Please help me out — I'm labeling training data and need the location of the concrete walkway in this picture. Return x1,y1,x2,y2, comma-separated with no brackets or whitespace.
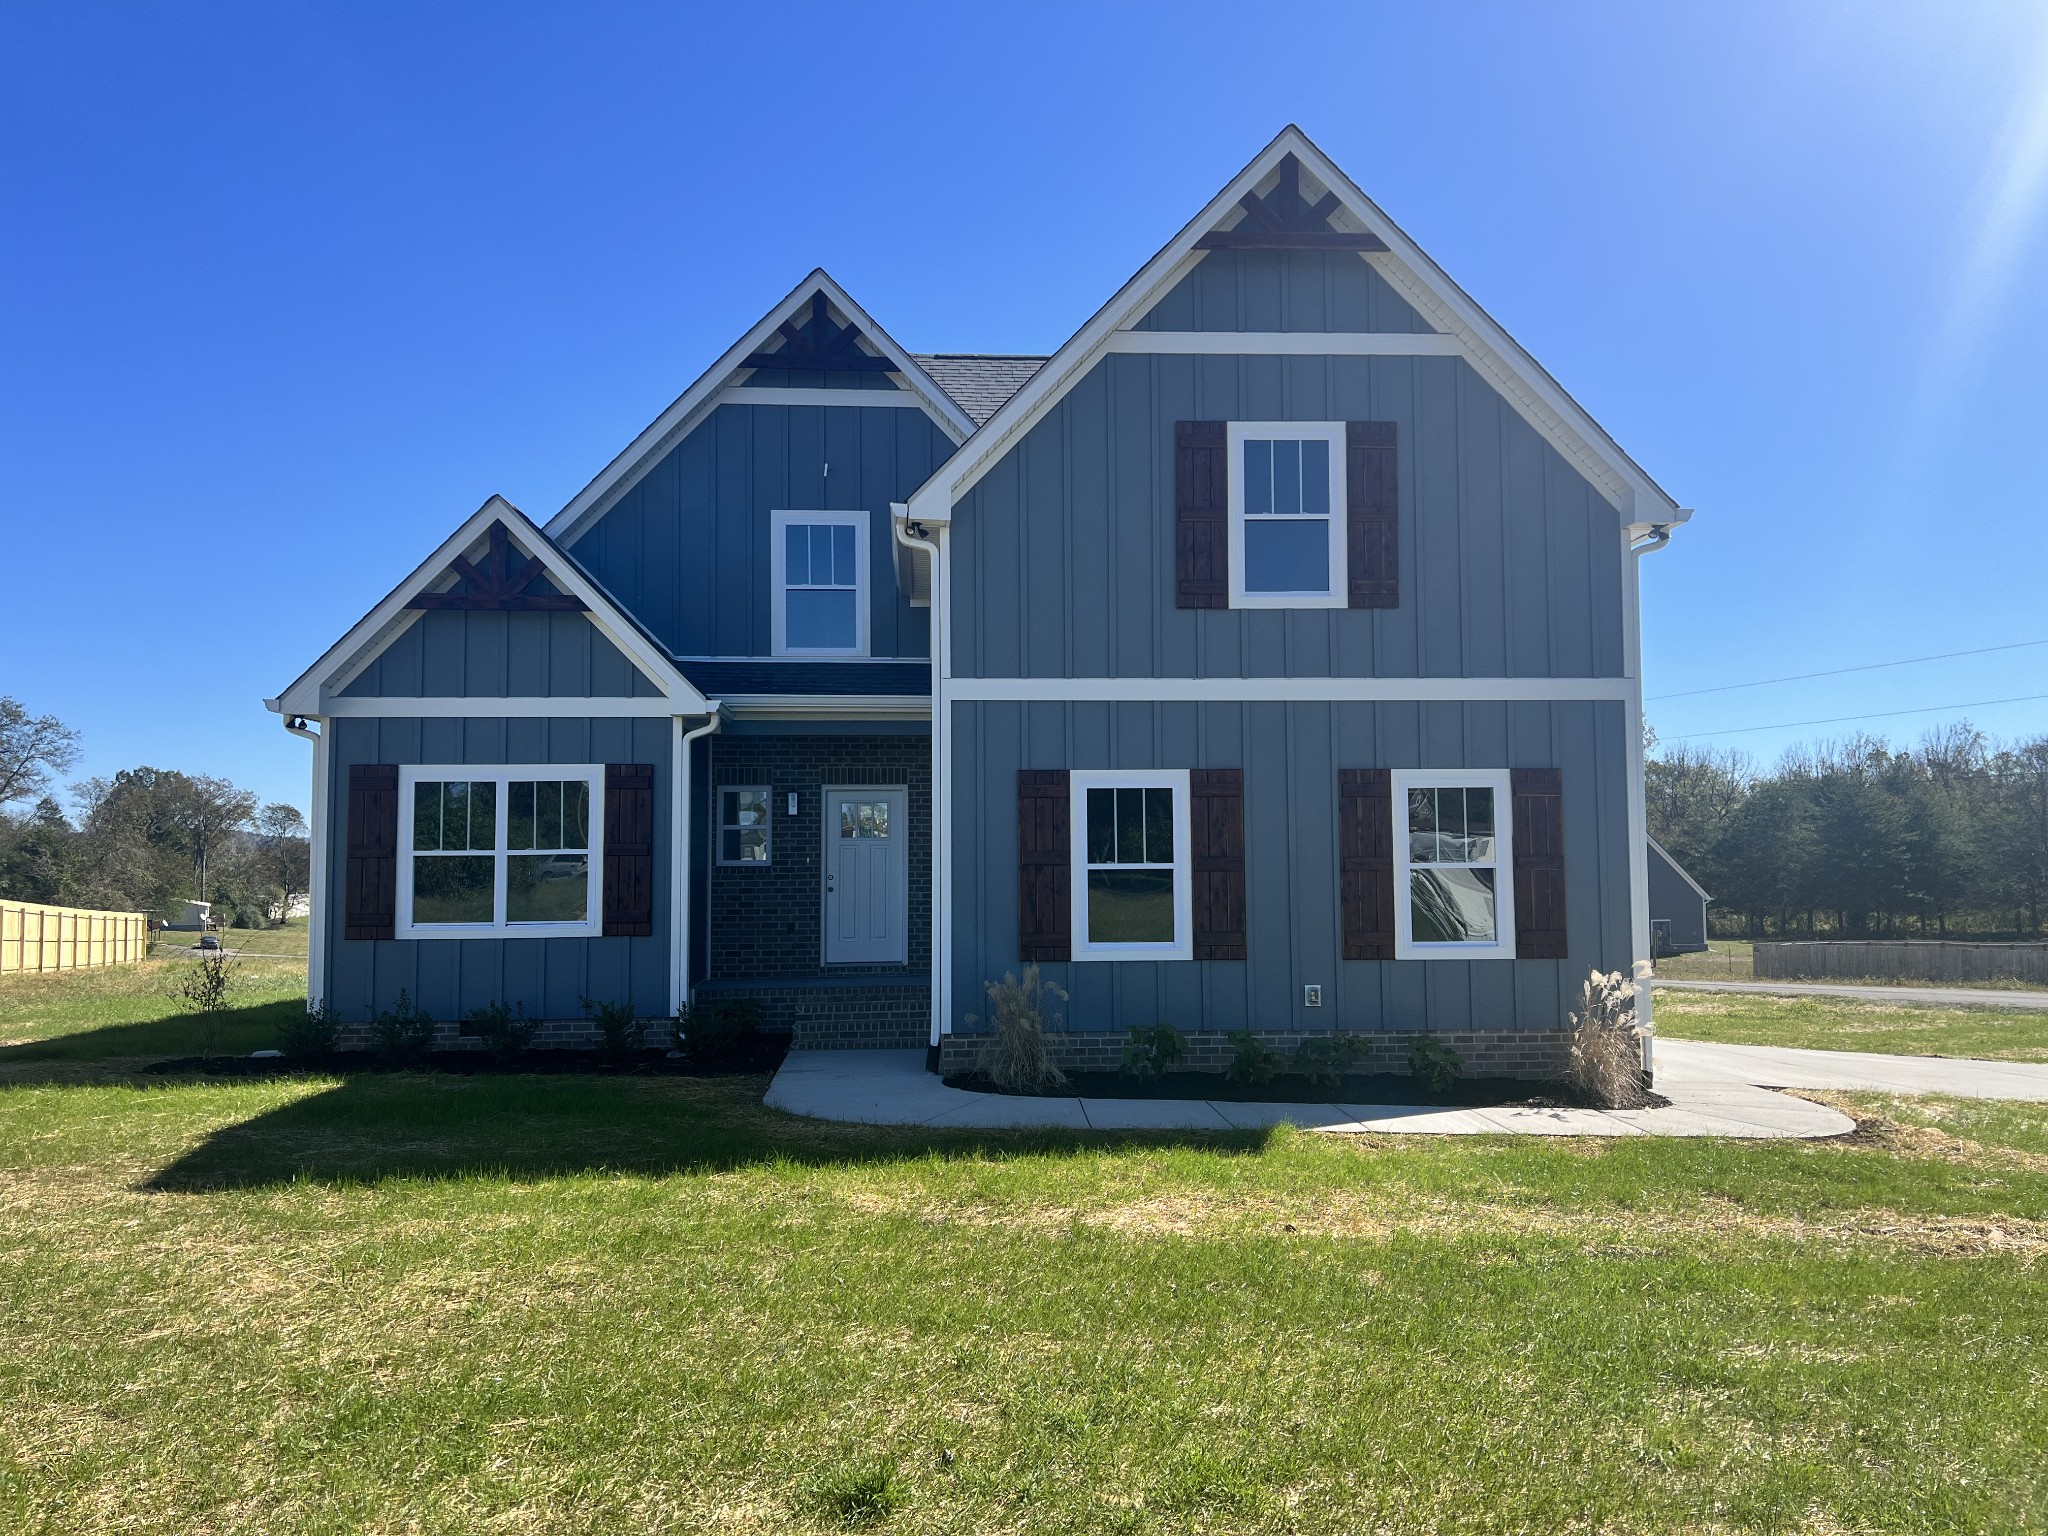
764,1047,1855,1139
1655,978,2048,1010
1654,1038,2048,1100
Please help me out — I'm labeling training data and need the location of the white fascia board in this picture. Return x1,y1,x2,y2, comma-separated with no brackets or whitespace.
1648,835,1715,903
721,695,933,720
907,125,1682,527
269,496,710,718
547,271,975,545
318,696,680,719
947,676,1634,703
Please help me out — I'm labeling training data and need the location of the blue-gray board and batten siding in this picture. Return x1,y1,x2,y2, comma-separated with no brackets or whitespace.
340,610,665,698
948,351,1625,681
948,698,1634,1051
321,715,672,1032
1134,247,1437,334
564,401,956,661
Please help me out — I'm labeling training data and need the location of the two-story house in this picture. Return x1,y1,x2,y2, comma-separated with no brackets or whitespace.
269,126,1687,1077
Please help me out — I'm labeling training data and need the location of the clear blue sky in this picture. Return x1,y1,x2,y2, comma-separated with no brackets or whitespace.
5,1,2046,813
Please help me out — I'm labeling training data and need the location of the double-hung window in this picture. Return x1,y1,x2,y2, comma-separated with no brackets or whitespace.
716,785,772,865
1071,768,1193,961
772,509,868,655
1391,768,1516,961
1228,422,1347,608
396,765,603,938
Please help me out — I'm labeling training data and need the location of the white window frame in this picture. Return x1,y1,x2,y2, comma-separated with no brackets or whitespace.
1070,767,1194,962
771,508,869,657
394,764,605,940
1227,421,1348,610
1391,767,1517,961
715,784,773,867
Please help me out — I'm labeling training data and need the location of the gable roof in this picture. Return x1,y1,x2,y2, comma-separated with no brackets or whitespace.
1648,836,1714,903
268,496,710,717
911,355,1046,426
546,270,977,545
905,125,1689,531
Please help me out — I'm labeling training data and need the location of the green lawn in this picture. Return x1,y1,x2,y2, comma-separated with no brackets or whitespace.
2,966,2046,1531
154,918,311,961
1655,988,2048,1061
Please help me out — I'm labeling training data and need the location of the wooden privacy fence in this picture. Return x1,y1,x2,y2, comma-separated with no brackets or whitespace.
0,901,150,977
1756,940,2048,986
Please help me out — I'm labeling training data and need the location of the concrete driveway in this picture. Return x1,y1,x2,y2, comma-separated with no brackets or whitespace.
1655,978,2048,1011
1654,1038,2048,1100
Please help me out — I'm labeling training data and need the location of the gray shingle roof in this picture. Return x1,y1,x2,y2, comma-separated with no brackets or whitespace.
911,355,1046,428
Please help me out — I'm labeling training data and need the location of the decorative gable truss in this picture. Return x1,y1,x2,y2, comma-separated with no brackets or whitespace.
1195,152,1388,252
743,291,898,375
267,496,710,719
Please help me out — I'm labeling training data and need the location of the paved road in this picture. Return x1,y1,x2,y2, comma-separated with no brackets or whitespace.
1654,978,2048,1011
1655,1038,2048,1100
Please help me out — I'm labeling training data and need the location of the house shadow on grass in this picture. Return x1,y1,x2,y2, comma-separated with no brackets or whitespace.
139,1068,1273,1193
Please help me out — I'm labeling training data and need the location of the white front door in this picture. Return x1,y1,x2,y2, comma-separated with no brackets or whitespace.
823,786,908,965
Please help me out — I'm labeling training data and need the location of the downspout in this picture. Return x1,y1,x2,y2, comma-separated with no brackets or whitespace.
279,712,327,1012
672,706,725,1020
893,503,946,1055
1625,521,1677,1077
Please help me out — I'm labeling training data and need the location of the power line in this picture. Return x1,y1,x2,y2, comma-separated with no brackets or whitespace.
1666,691,2048,742
1646,638,2048,701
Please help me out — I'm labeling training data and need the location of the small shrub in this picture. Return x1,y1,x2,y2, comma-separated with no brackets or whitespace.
369,989,435,1065
170,949,237,1061
1567,968,1649,1108
1224,1030,1285,1085
1121,1022,1186,1077
678,997,764,1063
580,995,640,1066
276,1002,340,1061
968,966,1069,1094
462,1000,535,1065
1406,1034,1464,1097
810,1459,902,1526
1291,1033,1363,1090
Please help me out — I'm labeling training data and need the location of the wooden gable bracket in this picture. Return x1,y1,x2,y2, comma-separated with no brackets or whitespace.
406,520,590,612
741,291,899,373
1195,153,1390,252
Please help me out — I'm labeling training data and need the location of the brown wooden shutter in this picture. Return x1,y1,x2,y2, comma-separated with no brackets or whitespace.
1190,769,1246,960
343,764,398,941
1346,421,1399,609
602,762,655,937
1511,767,1568,959
1339,769,1396,960
1175,420,1228,609
1017,769,1071,962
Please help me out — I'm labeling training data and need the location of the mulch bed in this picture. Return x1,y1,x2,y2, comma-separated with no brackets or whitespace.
944,1068,1667,1111
144,1035,791,1079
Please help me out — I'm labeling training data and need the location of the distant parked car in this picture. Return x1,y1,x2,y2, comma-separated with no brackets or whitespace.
197,934,221,951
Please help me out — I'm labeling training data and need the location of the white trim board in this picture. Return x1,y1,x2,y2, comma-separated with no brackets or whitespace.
317,696,680,719
546,271,975,546
721,695,932,719
947,677,1634,703
907,126,1687,527
1105,331,1465,357
269,496,710,719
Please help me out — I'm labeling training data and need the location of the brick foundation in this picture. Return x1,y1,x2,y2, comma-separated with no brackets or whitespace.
937,1028,1573,1081
336,1016,672,1053
694,979,929,1050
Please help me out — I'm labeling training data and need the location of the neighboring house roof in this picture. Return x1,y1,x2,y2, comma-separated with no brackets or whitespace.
545,270,977,545
1648,836,1714,903
906,124,1689,532
677,660,931,698
267,497,712,717
910,355,1047,427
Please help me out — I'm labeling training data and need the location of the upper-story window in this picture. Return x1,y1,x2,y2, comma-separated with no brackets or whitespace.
772,509,868,656
1227,422,1347,609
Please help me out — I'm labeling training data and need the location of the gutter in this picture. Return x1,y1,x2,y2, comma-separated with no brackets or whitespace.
892,503,948,1055
1625,517,1683,1077
277,711,327,1012
673,706,725,1018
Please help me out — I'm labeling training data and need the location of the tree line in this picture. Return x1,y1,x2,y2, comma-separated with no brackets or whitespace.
1648,723,2048,940
0,696,308,927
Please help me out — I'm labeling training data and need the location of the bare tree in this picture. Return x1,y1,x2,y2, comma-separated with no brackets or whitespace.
0,698,81,810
